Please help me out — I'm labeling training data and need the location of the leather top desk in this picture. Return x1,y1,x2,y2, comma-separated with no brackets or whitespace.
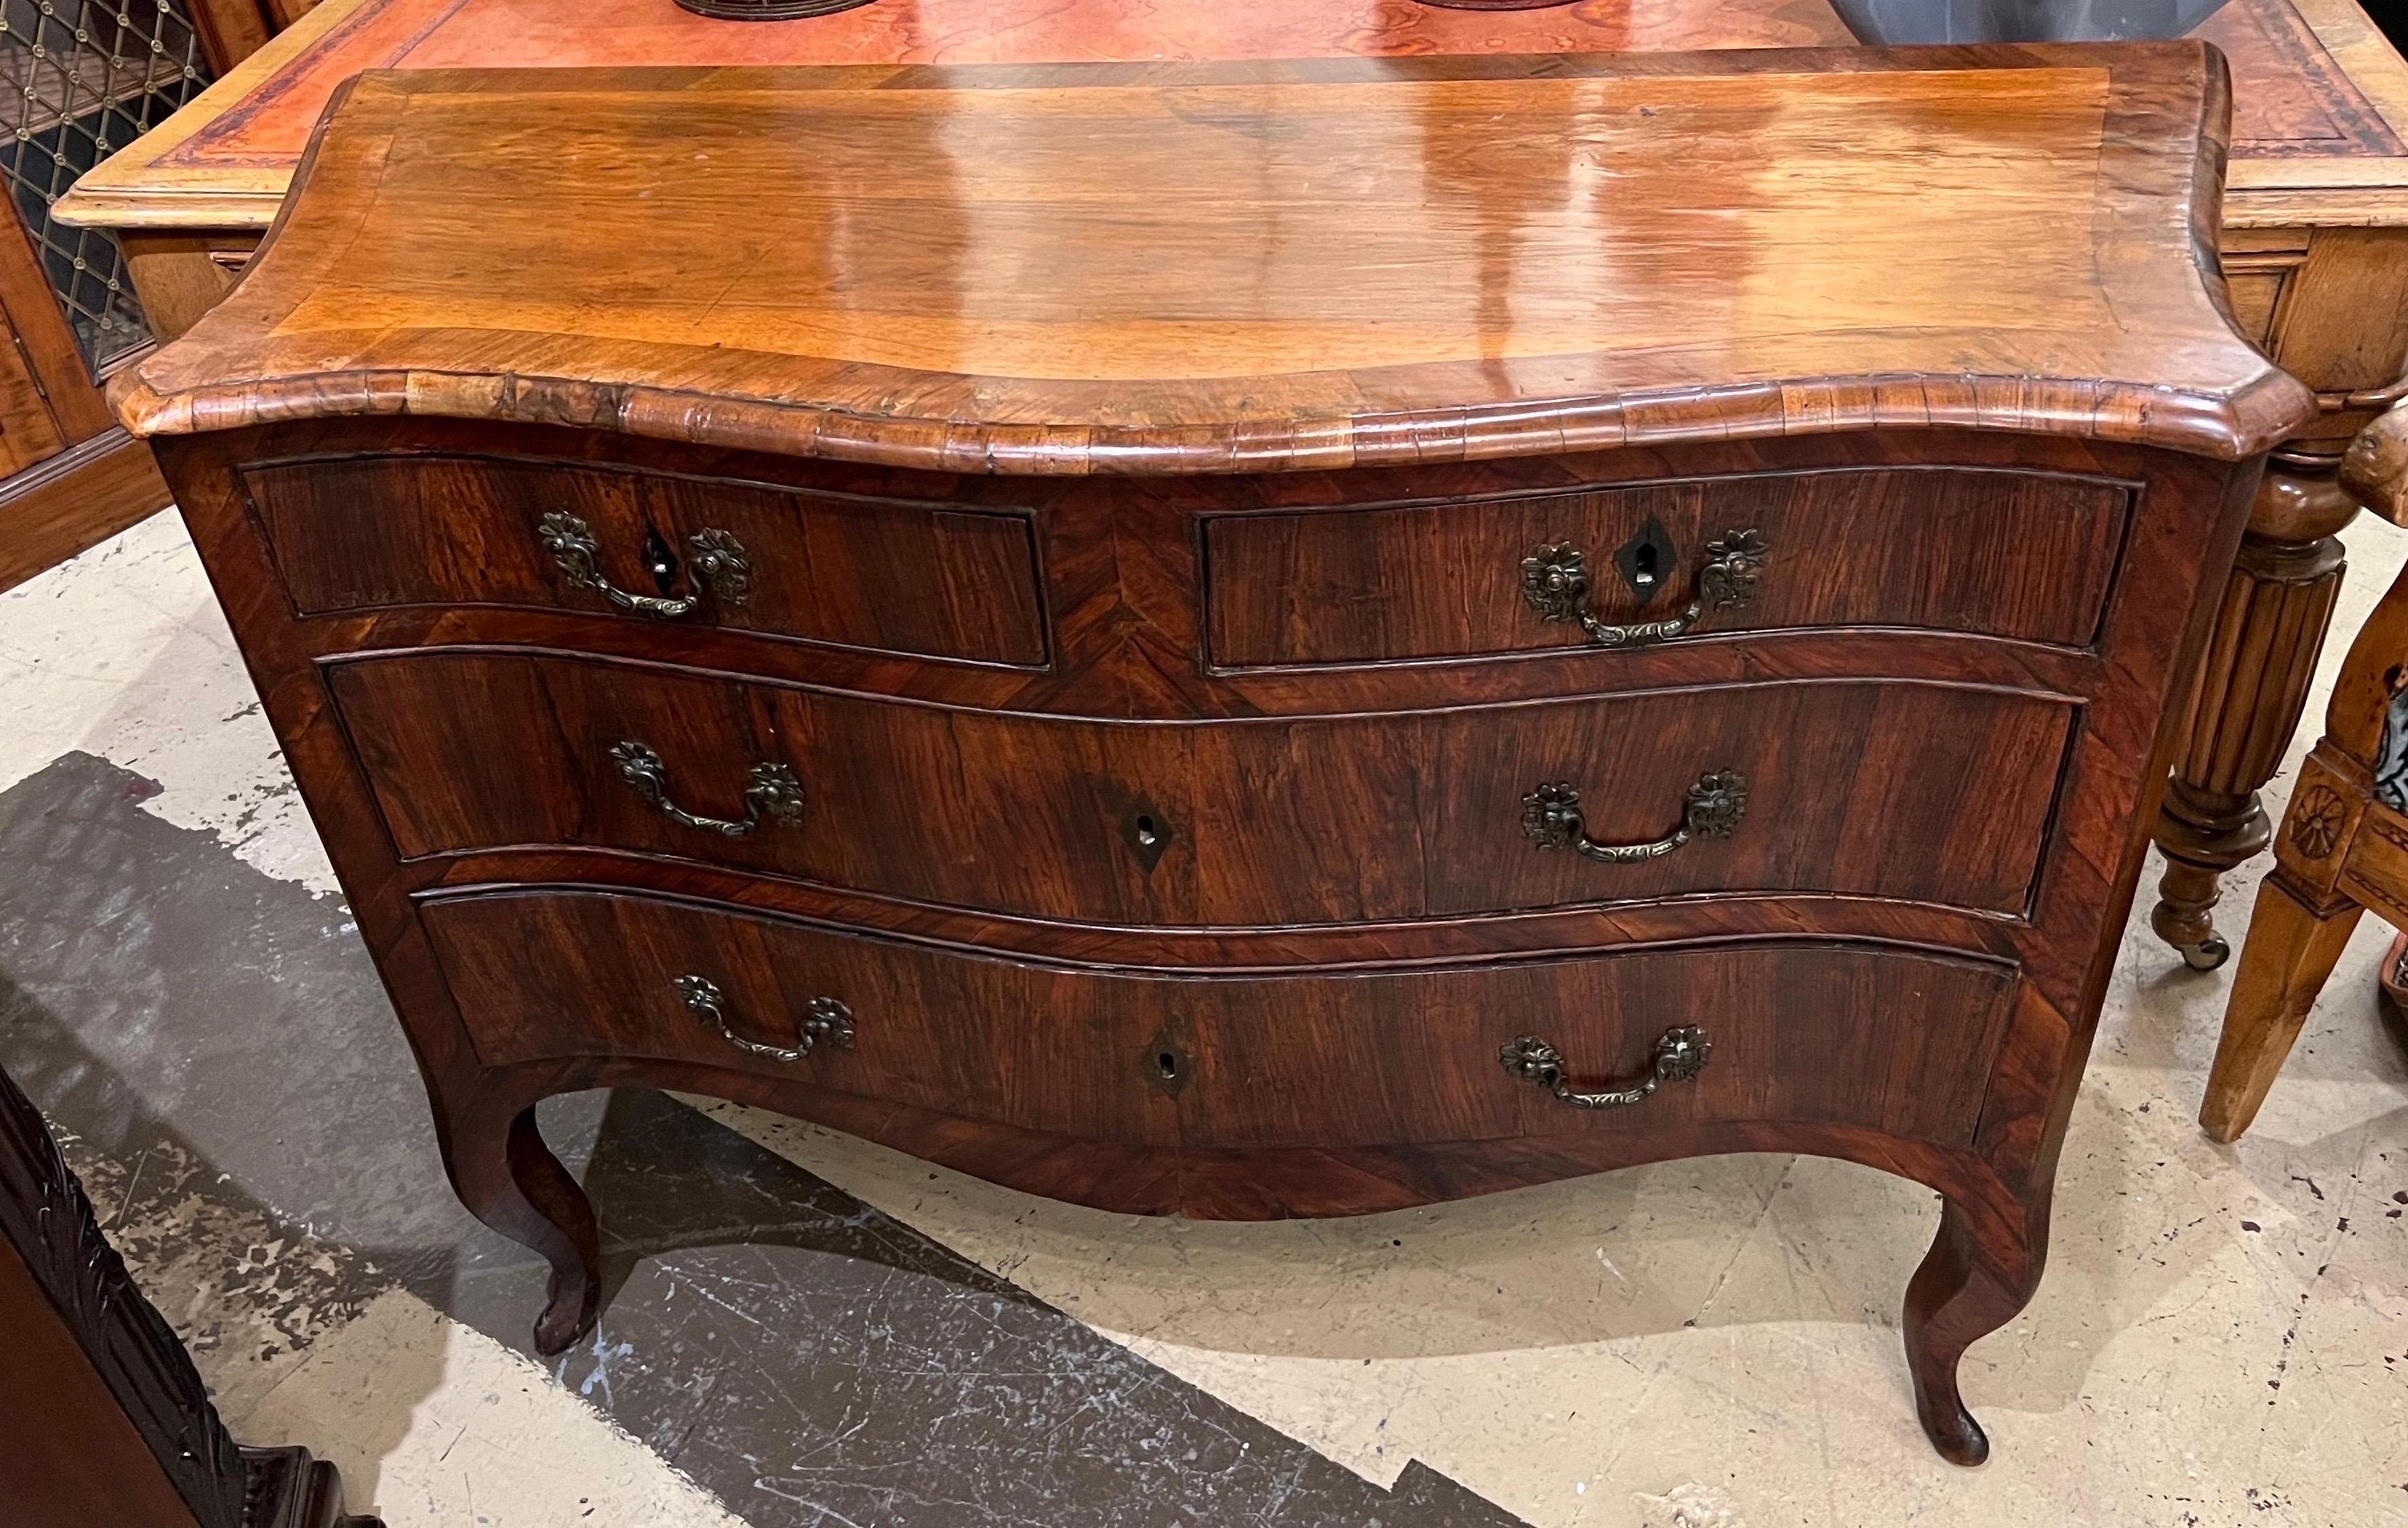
48,0,2408,972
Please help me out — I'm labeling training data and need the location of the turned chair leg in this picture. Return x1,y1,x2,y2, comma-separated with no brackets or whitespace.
438,1091,603,1355
2199,875,2365,1142
1902,1190,2044,1466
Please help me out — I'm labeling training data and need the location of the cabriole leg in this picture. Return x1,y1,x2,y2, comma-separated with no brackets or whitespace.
1903,1192,2045,1466
438,1089,602,1355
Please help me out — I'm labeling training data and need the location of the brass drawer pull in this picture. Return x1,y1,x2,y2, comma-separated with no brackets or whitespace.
674,975,854,1063
1521,528,1766,648
540,511,751,619
1500,1027,1710,1109
610,740,804,836
1522,770,1747,862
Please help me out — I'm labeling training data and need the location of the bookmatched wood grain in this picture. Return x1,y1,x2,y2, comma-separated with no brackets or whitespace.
57,0,2408,981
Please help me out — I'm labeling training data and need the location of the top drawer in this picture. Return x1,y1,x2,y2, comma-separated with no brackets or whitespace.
1203,467,2130,668
242,454,1049,667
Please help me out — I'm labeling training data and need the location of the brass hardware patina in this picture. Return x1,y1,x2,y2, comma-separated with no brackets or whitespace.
675,975,855,1063
611,740,803,836
1499,1027,1711,1109
540,511,751,618
1521,770,1748,862
1521,528,1766,648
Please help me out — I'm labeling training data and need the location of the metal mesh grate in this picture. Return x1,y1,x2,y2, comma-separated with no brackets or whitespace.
0,0,211,374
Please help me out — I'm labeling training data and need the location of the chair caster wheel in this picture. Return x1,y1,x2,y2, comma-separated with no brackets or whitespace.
2179,934,2231,972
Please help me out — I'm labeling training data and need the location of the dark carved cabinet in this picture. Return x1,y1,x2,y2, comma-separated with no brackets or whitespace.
0,1064,376,1528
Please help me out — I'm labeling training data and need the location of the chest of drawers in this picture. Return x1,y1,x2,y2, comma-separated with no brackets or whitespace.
117,49,2316,1463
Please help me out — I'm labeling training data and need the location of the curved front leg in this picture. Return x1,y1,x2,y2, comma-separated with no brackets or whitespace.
1904,1191,2046,1465
437,1089,602,1356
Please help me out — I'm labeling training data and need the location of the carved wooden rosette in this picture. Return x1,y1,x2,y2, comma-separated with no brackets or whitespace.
2198,438,2408,1142
2152,220,2408,967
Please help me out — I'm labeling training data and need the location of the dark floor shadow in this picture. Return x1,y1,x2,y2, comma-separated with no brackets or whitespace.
0,981,447,1508
0,751,1536,1528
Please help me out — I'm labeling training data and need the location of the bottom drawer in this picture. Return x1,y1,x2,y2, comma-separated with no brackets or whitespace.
421,889,2018,1155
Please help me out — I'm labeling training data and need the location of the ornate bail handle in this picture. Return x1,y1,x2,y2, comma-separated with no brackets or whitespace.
1522,770,1747,862
1521,528,1766,649
674,975,855,1064
540,511,752,619
1500,1027,1711,1109
611,740,804,837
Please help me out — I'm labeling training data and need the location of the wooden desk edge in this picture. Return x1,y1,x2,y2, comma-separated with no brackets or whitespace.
49,0,2408,234
61,176,2408,236
62,0,361,226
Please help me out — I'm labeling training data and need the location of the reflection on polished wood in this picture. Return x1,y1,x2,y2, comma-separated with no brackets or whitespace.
48,0,2408,235
124,51,2305,1464
61,0,2408,970
114,53,2309,466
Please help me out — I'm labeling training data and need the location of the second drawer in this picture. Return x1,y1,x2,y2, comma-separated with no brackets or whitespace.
334,651,2073,926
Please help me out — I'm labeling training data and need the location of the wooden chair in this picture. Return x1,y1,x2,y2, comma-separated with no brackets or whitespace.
2202,401,2408,1140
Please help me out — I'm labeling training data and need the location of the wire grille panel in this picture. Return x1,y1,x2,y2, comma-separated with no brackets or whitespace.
0,0,211,374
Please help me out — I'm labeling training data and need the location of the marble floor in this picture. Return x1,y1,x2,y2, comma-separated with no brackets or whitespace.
3,505,2407,1527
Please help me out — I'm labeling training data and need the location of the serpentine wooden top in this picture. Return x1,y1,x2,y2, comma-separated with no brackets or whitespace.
112,48,2318,471
51,0,2408,233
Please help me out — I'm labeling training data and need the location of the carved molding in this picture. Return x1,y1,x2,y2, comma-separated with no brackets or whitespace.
0,1066,250,1528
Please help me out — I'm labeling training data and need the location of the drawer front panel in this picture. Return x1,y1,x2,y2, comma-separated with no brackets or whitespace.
423,888,1155,1143
335,652,2072,925
421,887,2015,1153
1173,940,2018,1150
1203,468,2129,667
246,454,1048,666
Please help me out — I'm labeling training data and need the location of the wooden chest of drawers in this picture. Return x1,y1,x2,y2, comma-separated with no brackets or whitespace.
117,50,2316,1463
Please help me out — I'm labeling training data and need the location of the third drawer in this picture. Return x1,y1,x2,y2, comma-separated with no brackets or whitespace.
422,885,2019,1155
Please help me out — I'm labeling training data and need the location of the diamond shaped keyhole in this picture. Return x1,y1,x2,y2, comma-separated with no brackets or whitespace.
1614,518,1679,607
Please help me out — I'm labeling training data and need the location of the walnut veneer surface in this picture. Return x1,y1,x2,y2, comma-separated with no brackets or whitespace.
118,50,2314,1467
117,55,2310,464
61,0,2408,983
